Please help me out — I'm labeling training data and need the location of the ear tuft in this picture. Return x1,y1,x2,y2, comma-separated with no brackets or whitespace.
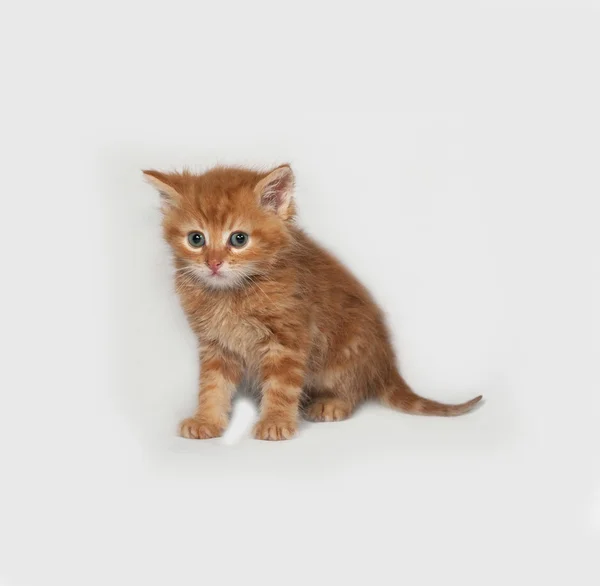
142,170,182,210
254,165,295,219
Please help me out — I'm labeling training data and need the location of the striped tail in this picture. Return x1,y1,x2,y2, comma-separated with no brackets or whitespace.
380,371,482,416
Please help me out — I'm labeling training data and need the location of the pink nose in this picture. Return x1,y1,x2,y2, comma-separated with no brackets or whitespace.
207,259,223,273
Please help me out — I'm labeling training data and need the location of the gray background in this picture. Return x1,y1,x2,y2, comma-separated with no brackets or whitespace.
1,1,598,584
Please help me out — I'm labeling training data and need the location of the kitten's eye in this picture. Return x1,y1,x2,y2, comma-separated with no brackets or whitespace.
229,232,249,248
187,232,205,248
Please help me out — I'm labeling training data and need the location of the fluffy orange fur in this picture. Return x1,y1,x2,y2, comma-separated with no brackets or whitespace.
143,165,482,441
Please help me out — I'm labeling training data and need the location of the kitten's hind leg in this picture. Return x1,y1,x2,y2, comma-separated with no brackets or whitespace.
303,390,355,422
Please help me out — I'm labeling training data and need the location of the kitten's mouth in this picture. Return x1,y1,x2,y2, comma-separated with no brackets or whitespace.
204,270,235,287
191,265,250,290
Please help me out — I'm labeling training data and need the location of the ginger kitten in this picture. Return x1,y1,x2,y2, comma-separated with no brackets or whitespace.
143,165,482,441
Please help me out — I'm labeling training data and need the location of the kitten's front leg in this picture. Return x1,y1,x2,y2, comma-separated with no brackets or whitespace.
179,342,241,439
254,343,306,441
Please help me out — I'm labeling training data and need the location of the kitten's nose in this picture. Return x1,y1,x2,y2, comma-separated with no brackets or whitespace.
207,259,223,273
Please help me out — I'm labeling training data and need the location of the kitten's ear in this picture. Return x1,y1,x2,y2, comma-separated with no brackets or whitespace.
142,170,183,210
254,165,295,219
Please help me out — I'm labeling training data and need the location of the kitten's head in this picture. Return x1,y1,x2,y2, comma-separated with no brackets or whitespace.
143,165,296,290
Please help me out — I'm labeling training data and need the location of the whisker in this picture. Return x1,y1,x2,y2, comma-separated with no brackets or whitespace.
244,275,270,301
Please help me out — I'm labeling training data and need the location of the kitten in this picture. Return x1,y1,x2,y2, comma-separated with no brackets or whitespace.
143,165,482,440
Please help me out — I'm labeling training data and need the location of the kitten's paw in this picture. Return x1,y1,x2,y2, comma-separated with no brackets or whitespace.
253,418,297,441
305,399,352,422
179,417,224,439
